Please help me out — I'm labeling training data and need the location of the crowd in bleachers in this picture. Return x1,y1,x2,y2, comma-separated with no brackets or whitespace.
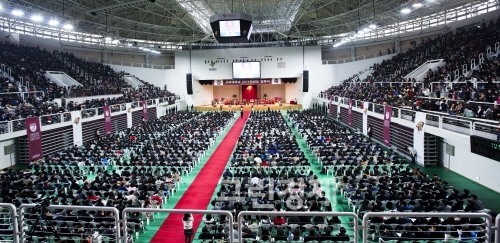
0,111,234,242
0,42,178,123
322,17,500,120
288,109,495,242
200,111,351,242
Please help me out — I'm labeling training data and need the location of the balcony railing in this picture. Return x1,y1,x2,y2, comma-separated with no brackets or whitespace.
0,97,174,135
315,93,499,138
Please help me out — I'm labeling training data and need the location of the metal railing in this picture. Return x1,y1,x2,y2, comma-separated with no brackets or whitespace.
0,97,176,135
18,204,120,243
363,212,493,243
495,214,500,243
473,122,499,141
322,52,394,65
0,203,496,243
237,211,358,243
0,203,18,243
315,94,499,138
122,208,234,243
442,116,472,135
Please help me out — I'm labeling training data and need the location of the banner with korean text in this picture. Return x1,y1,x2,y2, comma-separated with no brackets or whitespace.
383,105,392,146
25,117,43,161
103,106,112,134
142,100,148,121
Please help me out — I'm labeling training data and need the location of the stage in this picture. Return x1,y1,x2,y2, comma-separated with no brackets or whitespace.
195,103,302,111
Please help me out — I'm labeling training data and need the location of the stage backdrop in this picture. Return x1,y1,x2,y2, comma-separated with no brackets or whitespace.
242,85,258,101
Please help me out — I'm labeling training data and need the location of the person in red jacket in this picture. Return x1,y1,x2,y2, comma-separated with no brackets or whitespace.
150,192,163,206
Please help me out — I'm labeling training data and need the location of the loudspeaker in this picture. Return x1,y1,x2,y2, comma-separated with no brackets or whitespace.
186,73,193,95
302,70,309,92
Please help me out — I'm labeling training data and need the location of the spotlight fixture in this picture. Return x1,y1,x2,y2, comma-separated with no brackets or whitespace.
63,23,74,30
369,24,377,29
412,3,424,8
12,9,24,17
400,8,412,14
104,36,112,41
48,19,60,26
31,14,44,22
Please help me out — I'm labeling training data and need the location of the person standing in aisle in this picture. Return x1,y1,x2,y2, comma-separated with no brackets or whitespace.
182,213,194,243
240,106,244,119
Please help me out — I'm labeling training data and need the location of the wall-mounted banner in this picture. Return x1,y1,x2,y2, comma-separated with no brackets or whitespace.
25,117,43,161
329,98,334,115
383,105,392,146
103,106,112,134
348,98,353,126
142,100,148,122
214,78,284,85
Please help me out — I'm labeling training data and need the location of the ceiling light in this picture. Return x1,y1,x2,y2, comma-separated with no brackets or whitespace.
0,4,3,10
111,39,120,44
104,36,112,41
413,3,424,8
126,43,133,47
363,27,371,33
143,48,151,51
369,24,377,29
48,19,60,26
400,8,412,14
31,15,44,22
63,23,73,30
12,9,24,17
138,47,144,50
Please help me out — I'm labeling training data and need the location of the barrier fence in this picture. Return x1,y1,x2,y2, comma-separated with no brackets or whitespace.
363,212,493,243
316,94,499,138
18,204,120,243
122,208,234,243
496,214,500,243
0,203,497,242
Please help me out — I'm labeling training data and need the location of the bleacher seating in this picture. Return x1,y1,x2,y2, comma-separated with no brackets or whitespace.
0,42,178,123
321,17,500,121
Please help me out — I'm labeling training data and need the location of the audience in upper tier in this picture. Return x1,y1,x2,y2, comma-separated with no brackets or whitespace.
0,42,178,123
322,17,500,120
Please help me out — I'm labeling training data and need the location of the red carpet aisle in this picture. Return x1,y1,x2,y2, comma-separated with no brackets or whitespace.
151,112,249,242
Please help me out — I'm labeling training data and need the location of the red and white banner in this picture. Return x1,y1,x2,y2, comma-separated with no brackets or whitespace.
25,117,43,161
142,100,148,121
103,106,112,134
383,105,392,146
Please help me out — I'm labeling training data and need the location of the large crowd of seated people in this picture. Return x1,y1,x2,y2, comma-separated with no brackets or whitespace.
0,111,234,242
322,17,500,121
0,42,178,124
200,111,352,242
288,109,495,242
